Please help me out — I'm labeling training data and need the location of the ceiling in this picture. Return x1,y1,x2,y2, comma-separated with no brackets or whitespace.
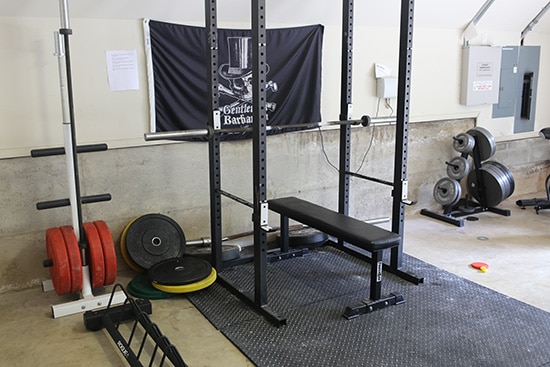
1,0,549,36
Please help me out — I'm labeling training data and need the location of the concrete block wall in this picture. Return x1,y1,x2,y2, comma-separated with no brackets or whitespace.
494,137,550,196
1,117,549,292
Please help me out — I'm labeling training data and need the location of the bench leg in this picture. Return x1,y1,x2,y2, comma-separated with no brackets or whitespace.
342,249,405,320
279,215,290,253
370,250,383,301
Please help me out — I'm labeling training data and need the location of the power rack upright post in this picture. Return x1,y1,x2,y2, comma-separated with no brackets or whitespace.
334,0,422,285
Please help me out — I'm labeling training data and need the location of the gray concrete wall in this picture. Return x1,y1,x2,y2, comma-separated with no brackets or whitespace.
1,118,549,292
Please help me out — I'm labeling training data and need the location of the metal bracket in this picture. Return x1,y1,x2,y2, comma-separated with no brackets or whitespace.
346,103,353,120
401,179,408,201
260,202,269,226
400,179,415,205
213,110,221,130
51,291,127,319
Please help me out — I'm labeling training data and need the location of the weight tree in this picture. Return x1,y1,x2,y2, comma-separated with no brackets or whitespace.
32,0,126,318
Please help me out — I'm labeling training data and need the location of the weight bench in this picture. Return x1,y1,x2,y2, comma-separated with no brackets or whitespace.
516,127,550,214
269,196,405,319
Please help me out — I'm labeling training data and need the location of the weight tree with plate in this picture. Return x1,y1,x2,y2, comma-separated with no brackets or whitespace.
32,4,187,365
31,0,126,318
420,126,515,227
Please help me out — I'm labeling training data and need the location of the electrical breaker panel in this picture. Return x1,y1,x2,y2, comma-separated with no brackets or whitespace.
460,46,502,106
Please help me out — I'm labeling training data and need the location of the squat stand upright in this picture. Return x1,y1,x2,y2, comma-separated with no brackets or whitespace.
203,0,422,326
335,0,421,285
32,0,125,318
203,0,286,326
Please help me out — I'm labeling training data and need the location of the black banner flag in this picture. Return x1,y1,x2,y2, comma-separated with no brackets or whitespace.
146,20,323,139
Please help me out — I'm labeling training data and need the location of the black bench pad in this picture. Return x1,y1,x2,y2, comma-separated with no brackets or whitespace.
269,197,400,252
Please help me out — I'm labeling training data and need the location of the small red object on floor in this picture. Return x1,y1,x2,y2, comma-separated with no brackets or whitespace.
471,261,489,273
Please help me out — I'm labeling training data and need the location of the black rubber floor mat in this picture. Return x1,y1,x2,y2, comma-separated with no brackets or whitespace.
188,247,550,367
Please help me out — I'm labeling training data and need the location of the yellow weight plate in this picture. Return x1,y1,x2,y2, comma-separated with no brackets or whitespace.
151,268,217,294
120,216,145,272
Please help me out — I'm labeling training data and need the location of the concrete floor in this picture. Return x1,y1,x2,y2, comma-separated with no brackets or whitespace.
0,197,548,366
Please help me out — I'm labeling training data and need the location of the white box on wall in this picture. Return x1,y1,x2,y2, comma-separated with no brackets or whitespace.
376,77,398,98
460,46,502,106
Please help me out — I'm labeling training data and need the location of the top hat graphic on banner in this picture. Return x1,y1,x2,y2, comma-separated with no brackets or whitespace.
220,37,269,80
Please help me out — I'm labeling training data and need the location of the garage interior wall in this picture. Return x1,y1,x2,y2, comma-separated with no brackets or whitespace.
0,2,549,291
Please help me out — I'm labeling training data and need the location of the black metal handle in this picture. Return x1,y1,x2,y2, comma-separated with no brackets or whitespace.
31,143,108,157
37,193,112,210
43,259,53,268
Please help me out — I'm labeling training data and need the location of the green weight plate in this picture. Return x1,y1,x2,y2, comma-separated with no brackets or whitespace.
127,272,173,300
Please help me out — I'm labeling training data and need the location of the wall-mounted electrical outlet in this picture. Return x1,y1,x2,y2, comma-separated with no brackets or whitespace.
376,77,398,98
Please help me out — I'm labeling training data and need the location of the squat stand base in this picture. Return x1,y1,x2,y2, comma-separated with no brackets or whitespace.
421,199,511,227
216,274,287,327
42,278,127,318
51,291,127,319
343,293,405,320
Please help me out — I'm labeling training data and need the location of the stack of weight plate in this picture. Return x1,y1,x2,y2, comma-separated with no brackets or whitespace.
44,220,117,296
121,213,216,298
467,160,515,208
433,127,514,208
120,213,186,272
147,257,216,294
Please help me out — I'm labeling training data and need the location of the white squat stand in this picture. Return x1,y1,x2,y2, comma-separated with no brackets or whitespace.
43,0,125,318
